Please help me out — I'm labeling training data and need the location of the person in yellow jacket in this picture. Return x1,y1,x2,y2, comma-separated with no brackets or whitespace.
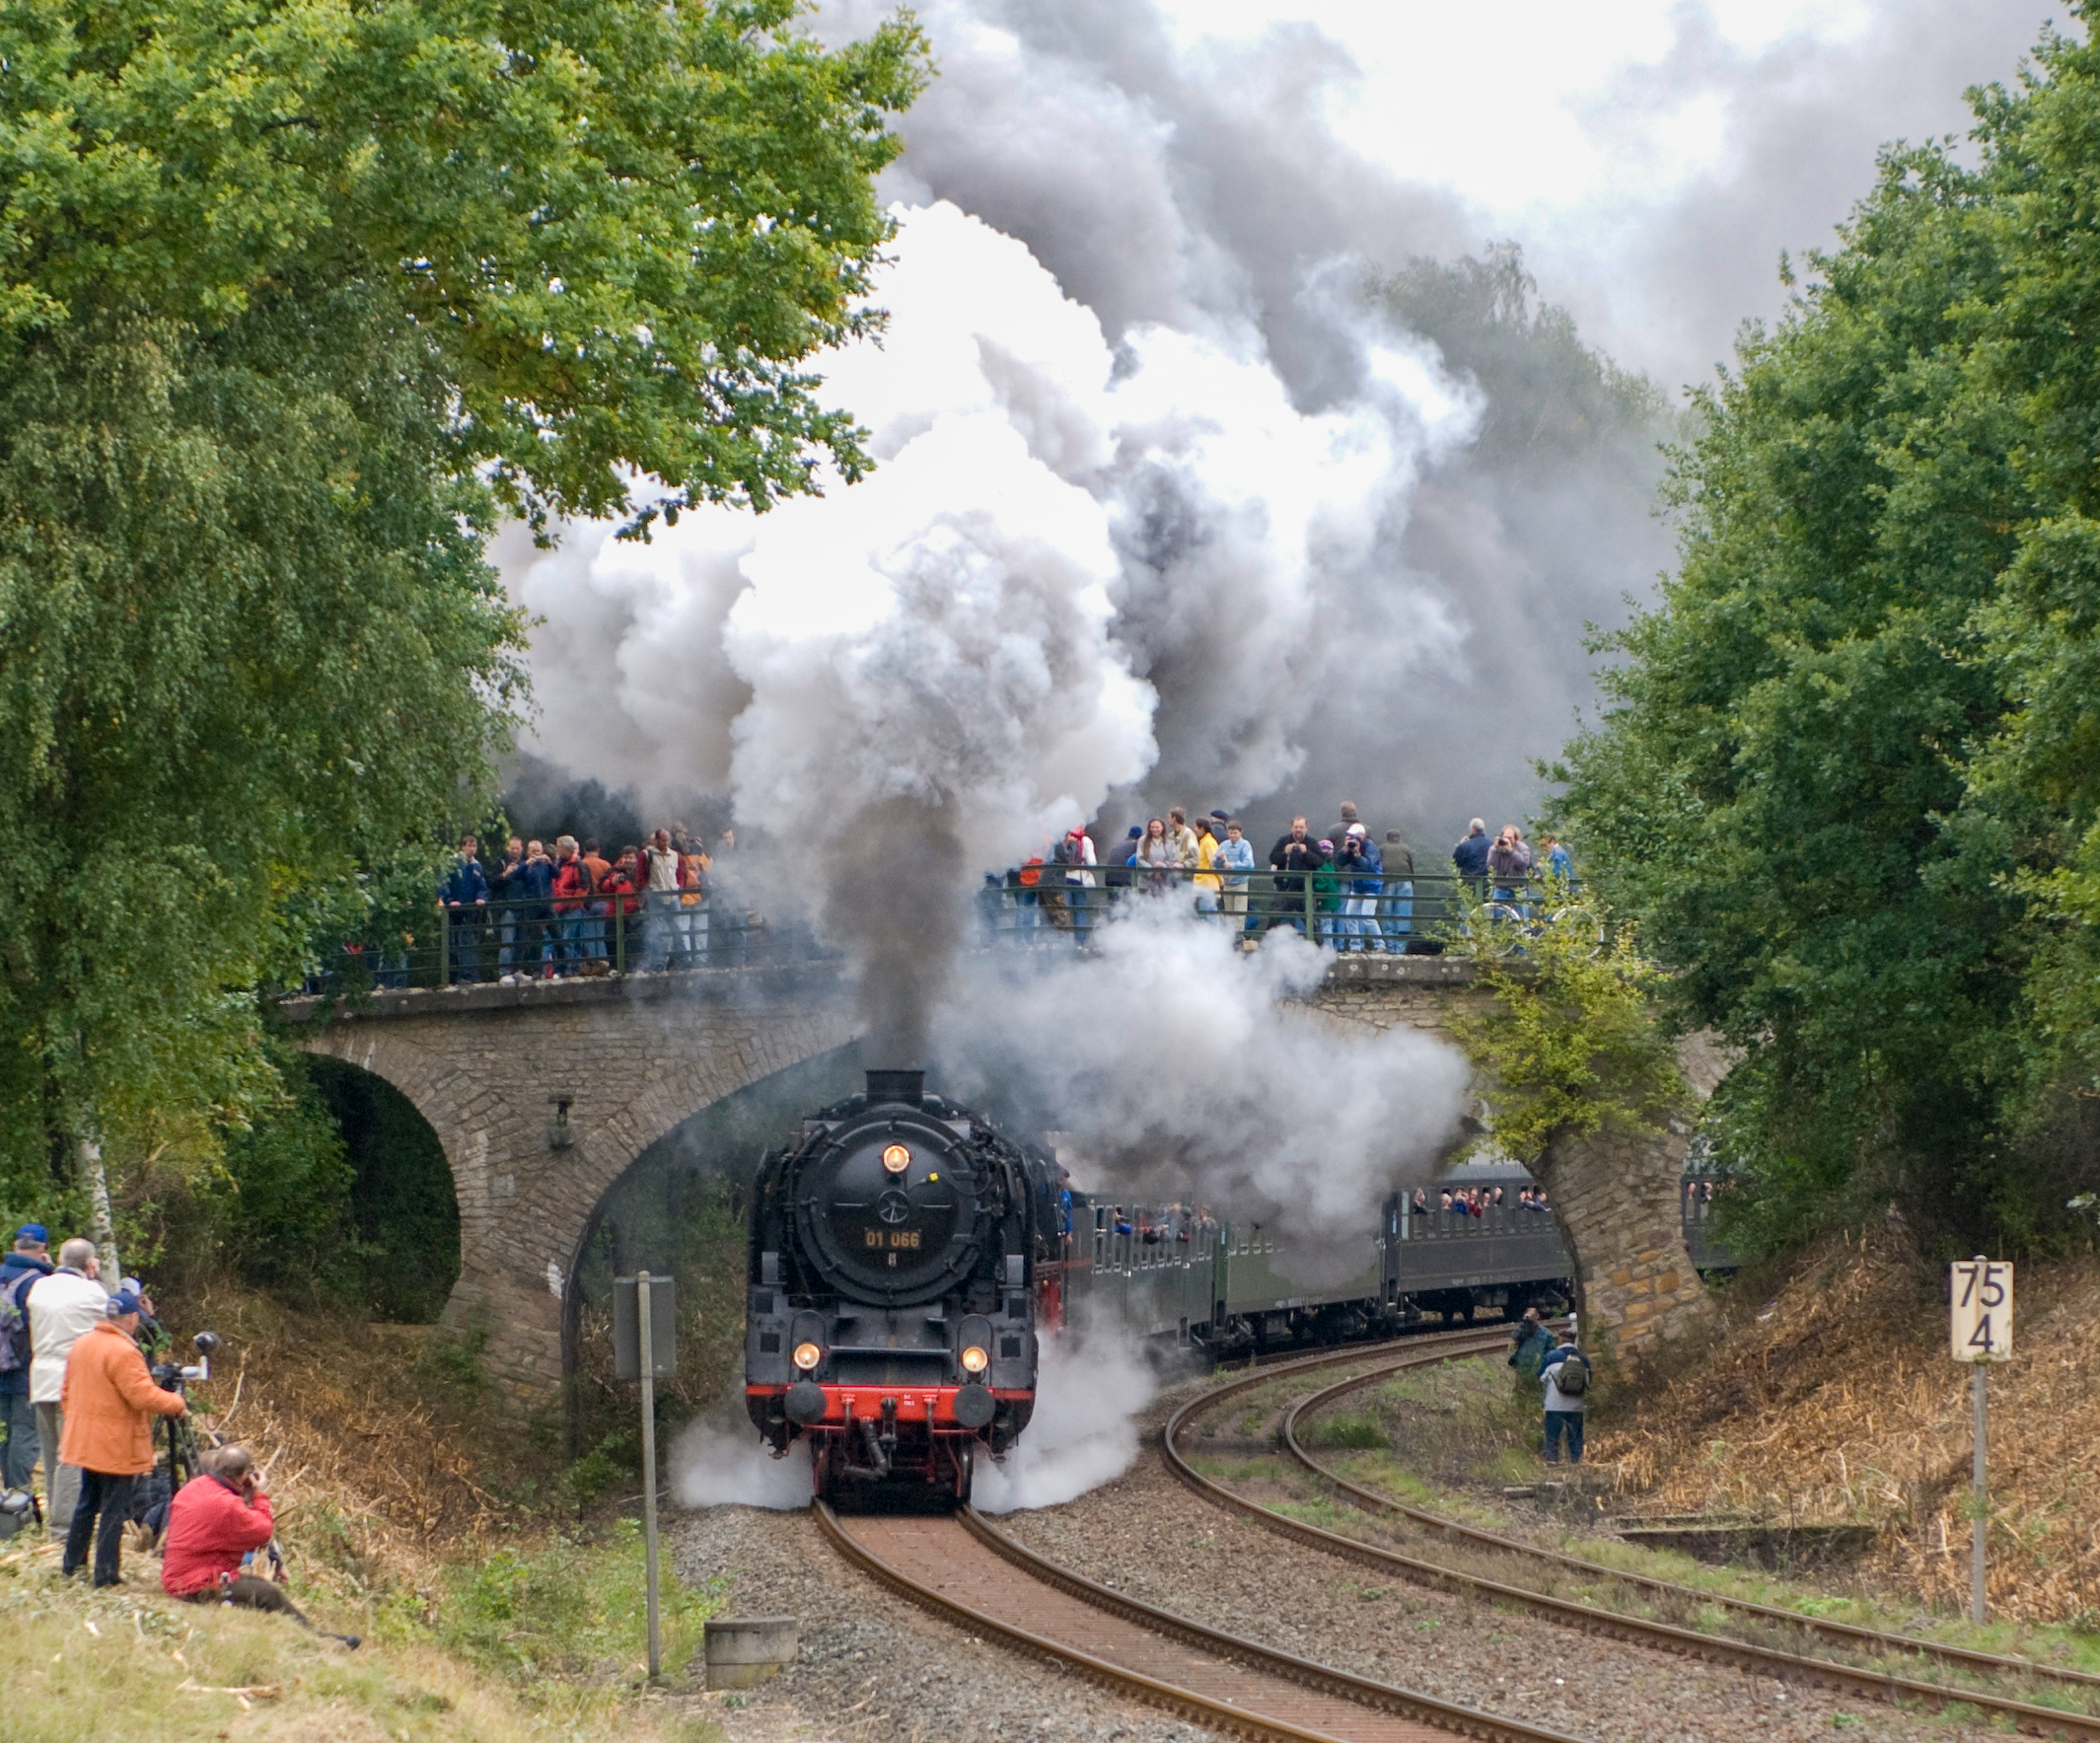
59,1288,184,1586
1192,816,1223,916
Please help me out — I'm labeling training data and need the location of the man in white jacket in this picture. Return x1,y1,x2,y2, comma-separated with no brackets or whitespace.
27,1238,109,1537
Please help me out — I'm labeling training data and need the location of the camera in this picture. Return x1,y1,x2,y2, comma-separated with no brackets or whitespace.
152,1330,221,1390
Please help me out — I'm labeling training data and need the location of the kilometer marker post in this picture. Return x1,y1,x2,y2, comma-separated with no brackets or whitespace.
1949,1255,2012,1626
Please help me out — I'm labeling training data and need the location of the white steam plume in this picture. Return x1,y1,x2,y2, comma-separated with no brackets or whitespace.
971,1330,1156,1512
672,1399,814,1510
511,202,1474,1057
932,904,1471,1281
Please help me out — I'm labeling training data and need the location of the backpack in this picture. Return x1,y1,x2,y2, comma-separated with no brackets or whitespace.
0,1277,30,1377
1552,1351,1589,1396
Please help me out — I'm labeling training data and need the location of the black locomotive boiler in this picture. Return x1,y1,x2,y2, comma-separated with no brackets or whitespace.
744,1068,1065,1501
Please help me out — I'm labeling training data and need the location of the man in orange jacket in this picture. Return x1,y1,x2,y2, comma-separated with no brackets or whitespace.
59,1288,184,1585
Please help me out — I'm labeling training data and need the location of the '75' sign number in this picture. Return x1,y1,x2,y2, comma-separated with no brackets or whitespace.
1950,1260,2013,1362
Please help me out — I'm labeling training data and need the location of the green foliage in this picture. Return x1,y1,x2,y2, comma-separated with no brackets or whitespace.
1444,892,1685,1165
0,0,929,528
214,1049,359,1297
1550,11,2100,1255
310,1057,463,1323
1374,244,1670,472
431,1519,724,1682
0,0,922,1212
109,1051,462,1316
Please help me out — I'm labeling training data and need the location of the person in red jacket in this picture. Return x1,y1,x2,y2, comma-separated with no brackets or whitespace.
161,1445,324,1629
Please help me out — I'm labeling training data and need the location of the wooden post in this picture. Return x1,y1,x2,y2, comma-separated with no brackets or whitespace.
1949,1254,2011,1627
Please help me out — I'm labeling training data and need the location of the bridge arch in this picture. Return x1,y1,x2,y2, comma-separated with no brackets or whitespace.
290,966,857,1398
562,1040,865,1447
292,954,1719,1397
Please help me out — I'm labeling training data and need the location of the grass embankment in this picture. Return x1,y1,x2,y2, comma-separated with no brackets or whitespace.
0,1278,729,1743
1592,1231,2100,1629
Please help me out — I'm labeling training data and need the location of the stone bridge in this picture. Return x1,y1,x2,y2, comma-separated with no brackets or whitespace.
288,957,1714,1400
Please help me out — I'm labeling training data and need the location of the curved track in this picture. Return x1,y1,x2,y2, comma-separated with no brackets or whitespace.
1166,1336,2100,1740
816,1499,1583,1743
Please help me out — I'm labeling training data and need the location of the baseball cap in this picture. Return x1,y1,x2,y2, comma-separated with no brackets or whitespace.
1346,824,1366,836
107,1288,145,1318
14,1223,47,1245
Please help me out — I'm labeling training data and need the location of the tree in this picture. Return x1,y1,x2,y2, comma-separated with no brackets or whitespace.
1551,11,2100,1255
0,0,926,1230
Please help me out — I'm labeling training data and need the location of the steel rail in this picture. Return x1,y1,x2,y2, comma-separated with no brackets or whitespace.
814,1498,1585,1743
1282,1357,2100,1702
1165,1337,2100,1741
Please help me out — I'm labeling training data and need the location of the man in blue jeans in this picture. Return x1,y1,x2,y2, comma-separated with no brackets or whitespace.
1539,1333,1591,1465
0,1225,53,1508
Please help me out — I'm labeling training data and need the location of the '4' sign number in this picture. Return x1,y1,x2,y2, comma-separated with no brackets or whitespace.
1950,1260,2013,1362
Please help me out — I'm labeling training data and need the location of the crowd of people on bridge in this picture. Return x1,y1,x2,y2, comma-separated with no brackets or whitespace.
1003,801,1576,953
378,798,1578,986
431,825,736,984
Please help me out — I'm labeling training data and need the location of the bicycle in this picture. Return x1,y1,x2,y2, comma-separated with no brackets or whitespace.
1462,898,1606,959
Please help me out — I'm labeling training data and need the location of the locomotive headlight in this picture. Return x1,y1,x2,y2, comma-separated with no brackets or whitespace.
792,1342,823,1371
960,1344,989,1375
881,1143,910,1175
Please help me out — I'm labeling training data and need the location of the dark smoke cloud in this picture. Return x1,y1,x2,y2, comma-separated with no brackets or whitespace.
508,0,2064,875
806,0,2060,853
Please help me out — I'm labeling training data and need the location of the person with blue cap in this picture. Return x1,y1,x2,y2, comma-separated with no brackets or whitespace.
58,1285,185,1586
0,1224,53,1502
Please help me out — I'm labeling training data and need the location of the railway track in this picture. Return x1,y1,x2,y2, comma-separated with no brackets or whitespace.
1165,1334,2100,1741
815,1499,1583,1743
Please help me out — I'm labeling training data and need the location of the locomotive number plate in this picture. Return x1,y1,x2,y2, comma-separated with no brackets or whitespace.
864,1230,922,1250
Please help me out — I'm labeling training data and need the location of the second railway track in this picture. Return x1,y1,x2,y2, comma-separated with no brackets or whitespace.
1166,1333,2100,1740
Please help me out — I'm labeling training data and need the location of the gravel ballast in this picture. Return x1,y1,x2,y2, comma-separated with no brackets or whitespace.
991,1383,2004,1743
670,1500,1220,1743
665,1366,2010,1743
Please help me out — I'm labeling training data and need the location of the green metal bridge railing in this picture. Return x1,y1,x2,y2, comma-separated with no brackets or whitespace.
294,870,1584,994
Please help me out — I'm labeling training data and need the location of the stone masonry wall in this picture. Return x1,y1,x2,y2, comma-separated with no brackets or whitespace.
1536,1122,1714,1372
1309,957,1716,1374
294,953,1717,1399
294,968,855,1401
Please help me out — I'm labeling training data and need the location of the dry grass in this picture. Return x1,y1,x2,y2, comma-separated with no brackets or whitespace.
0,1280,722,1742
0,1568,718,1743
156,1281,565,1612
1591,1229,2100,1625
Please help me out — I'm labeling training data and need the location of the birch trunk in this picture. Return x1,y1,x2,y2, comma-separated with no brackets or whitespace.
77,1133,120,1283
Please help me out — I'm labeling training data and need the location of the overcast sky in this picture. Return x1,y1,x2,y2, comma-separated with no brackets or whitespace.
1124,0,2059,392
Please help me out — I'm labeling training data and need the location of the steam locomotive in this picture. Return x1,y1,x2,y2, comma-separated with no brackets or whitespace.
744,1068,1733,1502
743,1068,1064,1502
